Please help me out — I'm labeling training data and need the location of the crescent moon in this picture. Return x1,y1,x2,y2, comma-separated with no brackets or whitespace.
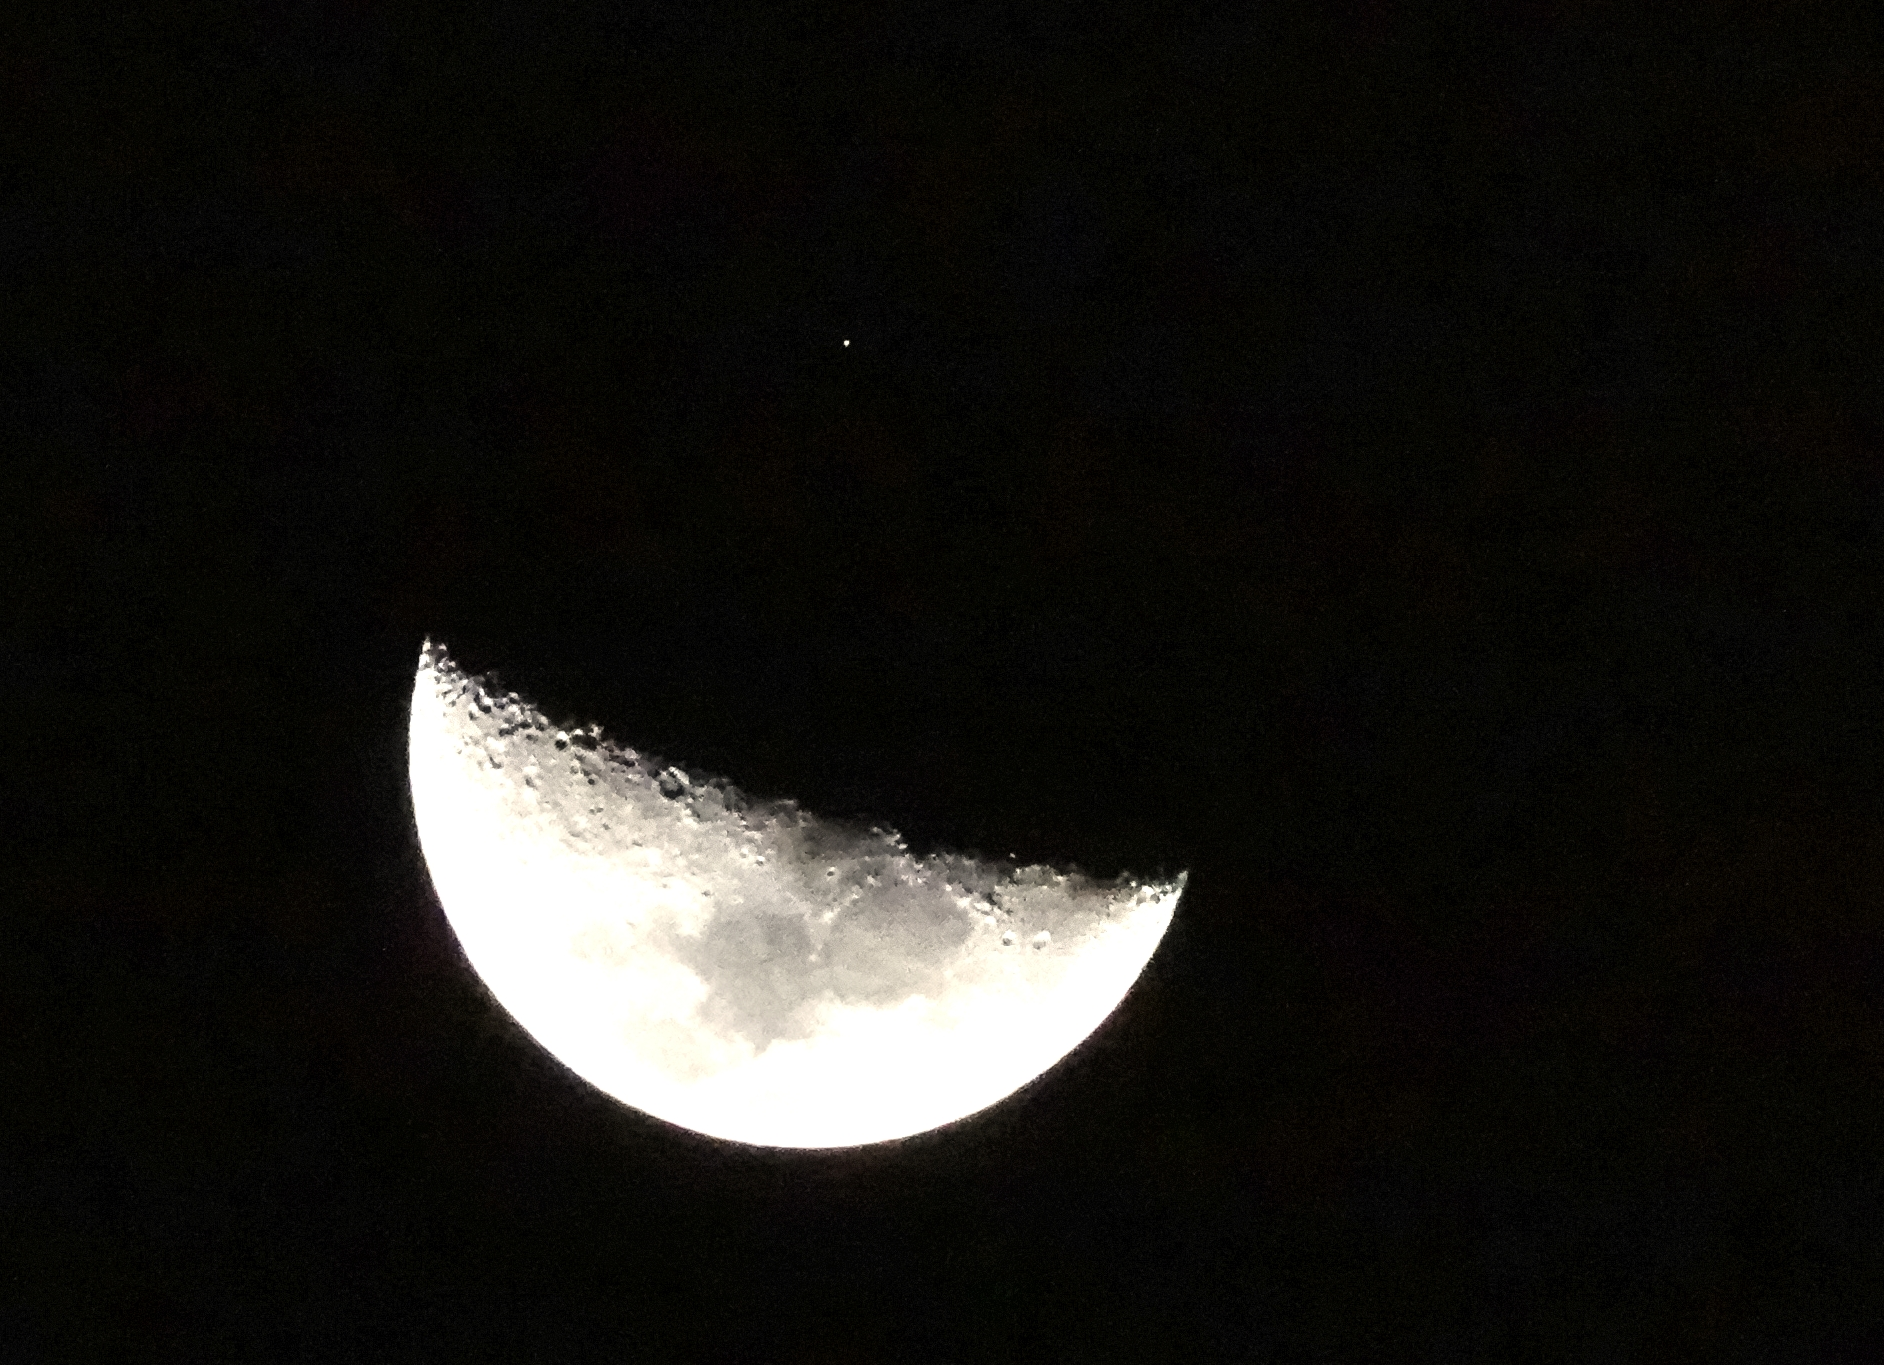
407,641,1184,1149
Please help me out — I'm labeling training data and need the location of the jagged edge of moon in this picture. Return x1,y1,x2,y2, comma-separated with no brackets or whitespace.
416,637,1186,921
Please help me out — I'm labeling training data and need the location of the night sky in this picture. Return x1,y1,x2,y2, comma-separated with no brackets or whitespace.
6,1,1881,1360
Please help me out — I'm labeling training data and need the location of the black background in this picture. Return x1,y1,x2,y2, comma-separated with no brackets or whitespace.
5,0,1882,1359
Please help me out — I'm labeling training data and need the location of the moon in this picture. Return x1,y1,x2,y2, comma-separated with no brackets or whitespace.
407,641,1184,1149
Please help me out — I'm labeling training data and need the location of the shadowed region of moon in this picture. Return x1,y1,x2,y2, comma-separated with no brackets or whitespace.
407,640,1184,1148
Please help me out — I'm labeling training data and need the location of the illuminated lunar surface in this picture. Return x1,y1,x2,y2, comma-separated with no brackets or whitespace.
407,641,1184,1149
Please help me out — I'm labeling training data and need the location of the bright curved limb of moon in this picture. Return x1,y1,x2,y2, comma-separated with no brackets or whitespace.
407,641,1184,1149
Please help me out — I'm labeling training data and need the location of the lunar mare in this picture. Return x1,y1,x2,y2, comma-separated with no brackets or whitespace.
407,641,1183,1148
